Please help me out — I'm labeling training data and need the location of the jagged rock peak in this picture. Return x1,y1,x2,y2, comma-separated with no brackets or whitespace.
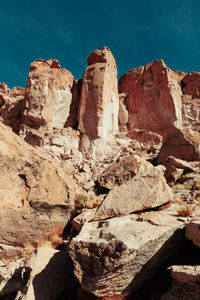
87,46,116,68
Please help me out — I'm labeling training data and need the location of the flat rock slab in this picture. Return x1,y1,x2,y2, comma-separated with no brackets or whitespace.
94,155,173,220
69,212,184,297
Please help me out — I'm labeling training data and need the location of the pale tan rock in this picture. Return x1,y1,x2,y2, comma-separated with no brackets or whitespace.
72,208,98,232
78,47,119,139
119,60,183,138
69,212,184,297
186,222,200,248
158,128,200,162
94,155,173,220
0,258,25,296
0,83,25,134
15,247,77,300
0,122,82,258
22,59,74,130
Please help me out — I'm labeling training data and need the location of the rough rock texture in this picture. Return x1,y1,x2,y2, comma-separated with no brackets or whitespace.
22,59,74,131
15,247,77,300
69,212,185,297
78,47,119,139
94,155,173,220
162,265,200,300
158,128,200,162
181,72,200,129
186,222,200,248
0,258,25,296
0,83,25,134
118,60,183,138
0,122,82,258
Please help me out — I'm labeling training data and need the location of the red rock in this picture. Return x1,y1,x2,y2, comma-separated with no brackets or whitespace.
0,83,25,134
182,72,200,98
119,60,183,138
78,47,119,139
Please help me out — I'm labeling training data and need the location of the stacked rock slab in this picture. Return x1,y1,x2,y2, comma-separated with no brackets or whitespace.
21,59,74,131
118,60,183,138
78,47,119,139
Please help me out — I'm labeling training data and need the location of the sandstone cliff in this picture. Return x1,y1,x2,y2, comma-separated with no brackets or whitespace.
0,47,200,300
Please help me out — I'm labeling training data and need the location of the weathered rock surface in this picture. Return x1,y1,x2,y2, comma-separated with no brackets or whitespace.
0,122,82,258
186,222,200,248
94,155,173,220
162,265,200,300
22,59,74,131
78,47,119,139
0,83,25,134
118,60,182,138
158,128,200,162
15,247,77,300
69,212,185,297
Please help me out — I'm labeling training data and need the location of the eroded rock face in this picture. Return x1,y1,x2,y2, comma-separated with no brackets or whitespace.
22,59,74,130
119,60,183,138
0,123,82,258
69,212,184,297
78,47,119,139
181,72,200,129
94,155,173,220
158,128,200,162
0,83,25,134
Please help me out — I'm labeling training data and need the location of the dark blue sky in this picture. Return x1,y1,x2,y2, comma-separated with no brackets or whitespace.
1,0,200,88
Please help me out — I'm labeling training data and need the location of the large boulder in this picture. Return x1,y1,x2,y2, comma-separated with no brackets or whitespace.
0,122,82,259
118,60,182,138
0,83,25,134
94,155,173,220
15,247,77,300
158,128,200,163
69,212,185,297
78,46,119,139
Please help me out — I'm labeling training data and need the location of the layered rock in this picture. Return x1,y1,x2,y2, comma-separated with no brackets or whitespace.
0,122,82,259
94,155,173,220
118,60,183,138
78,47,119,139
69,212,185,297
0,83,25,134
162,265,200,300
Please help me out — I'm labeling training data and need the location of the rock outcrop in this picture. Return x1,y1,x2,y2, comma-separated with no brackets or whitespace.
0,83,25,134
78,47,119,139
69,212,185,297
0,122,82,259
119,60,183,138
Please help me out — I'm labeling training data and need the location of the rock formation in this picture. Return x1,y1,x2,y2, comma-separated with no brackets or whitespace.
118,60,183,138
78,47,119,139
0,46,200,299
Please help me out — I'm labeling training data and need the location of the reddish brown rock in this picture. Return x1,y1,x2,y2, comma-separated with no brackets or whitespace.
119,60,183,138
94,155,173,220
0,83,25,134
158,128,200,163
0,122,82,259
22,59,74,130
78,47,119,139
181,72,200,128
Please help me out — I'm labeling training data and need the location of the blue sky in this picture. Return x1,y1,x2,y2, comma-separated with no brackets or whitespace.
0,0,200,88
